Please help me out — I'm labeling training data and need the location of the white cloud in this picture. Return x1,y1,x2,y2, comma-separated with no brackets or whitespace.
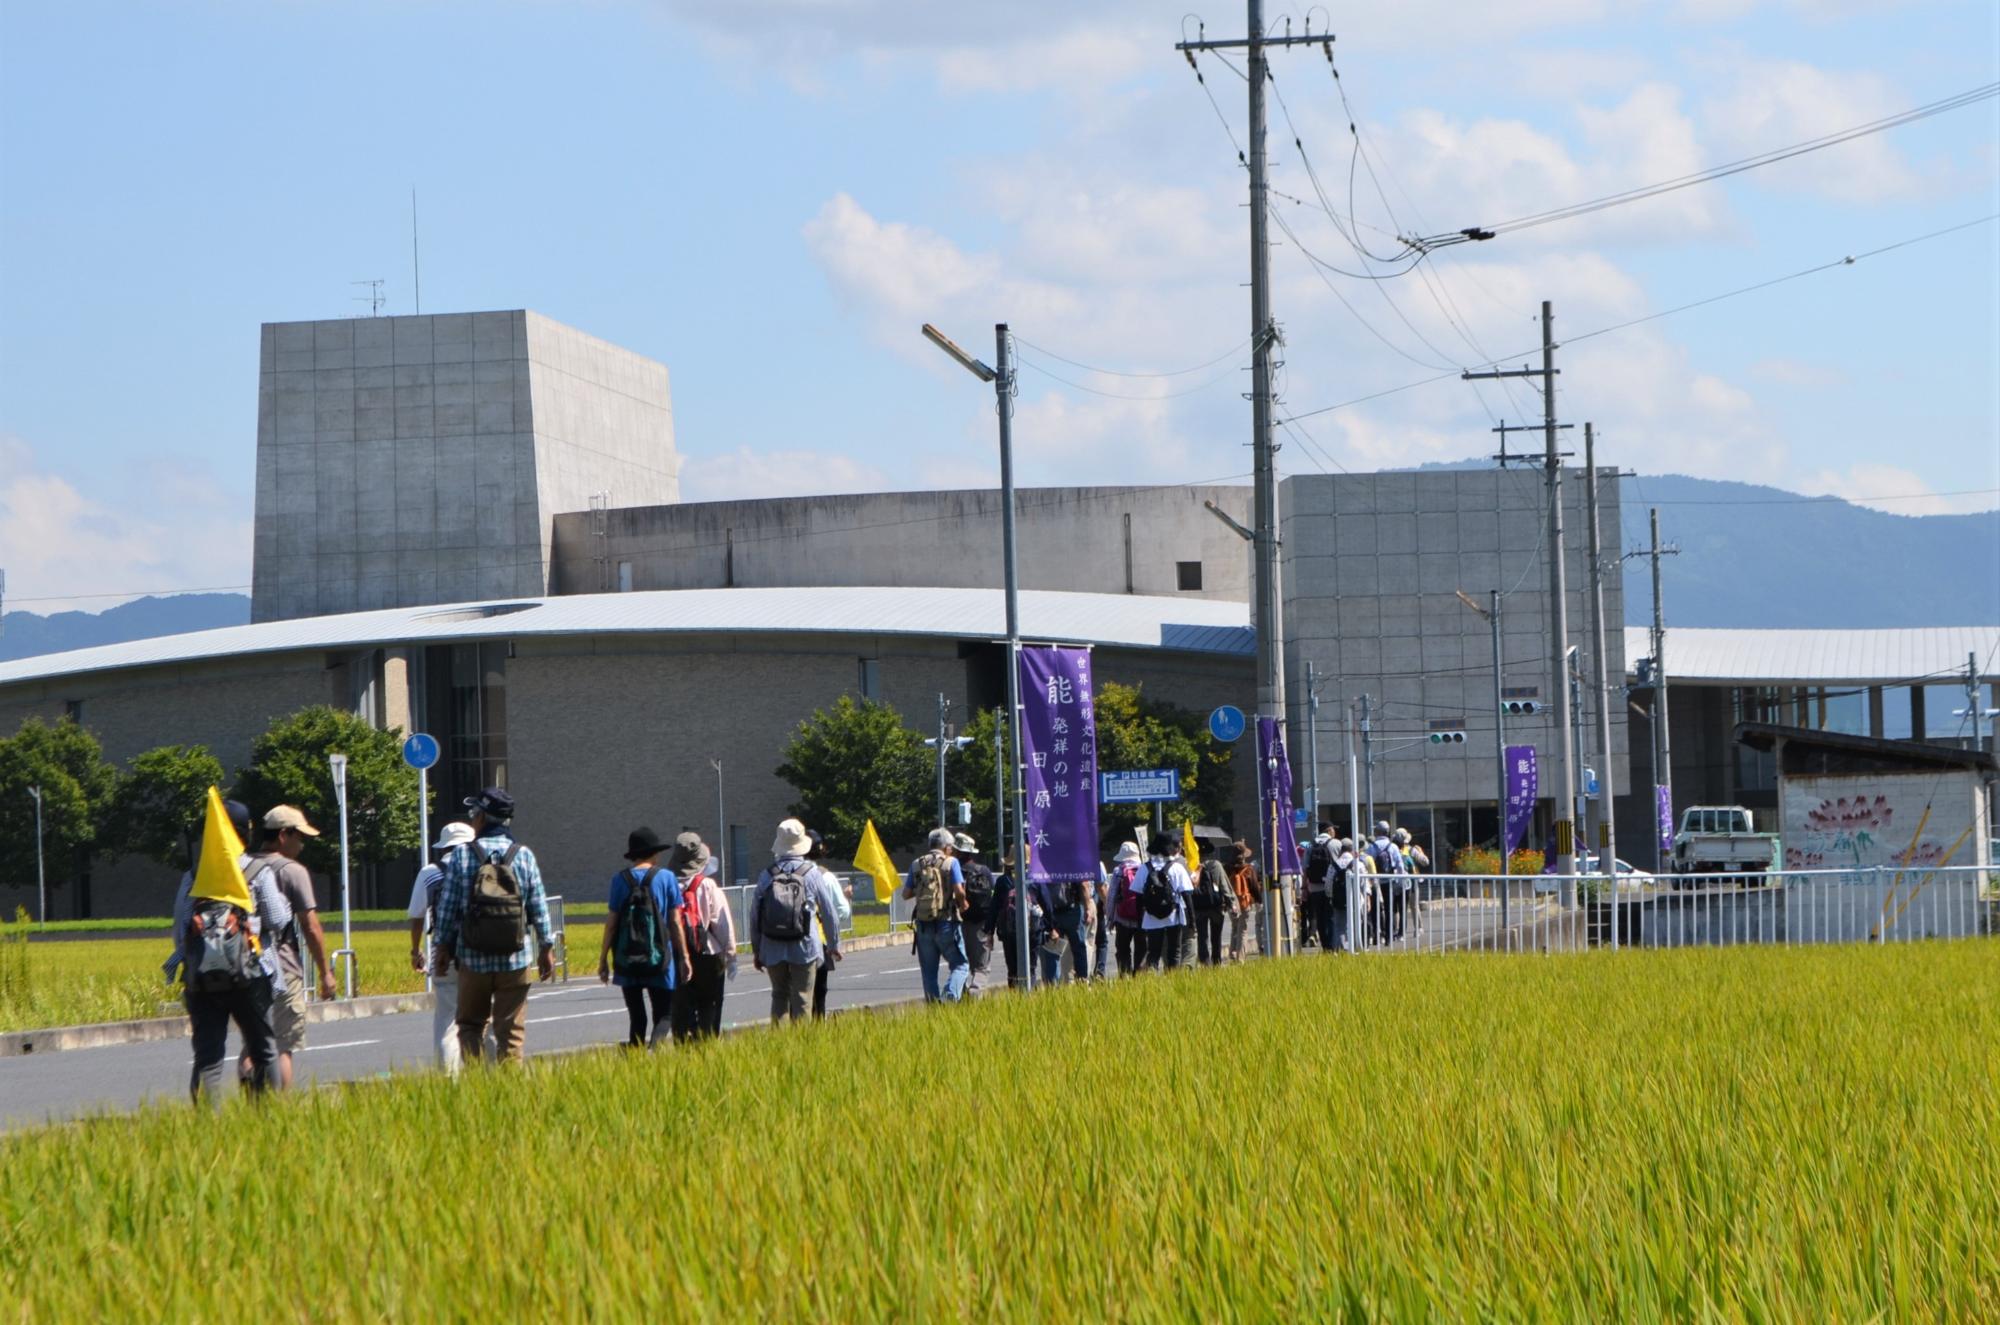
1802,462,2000,516
0,436,252,614
1698,56,1924,202
1748,356,1840,387
678,445,893,502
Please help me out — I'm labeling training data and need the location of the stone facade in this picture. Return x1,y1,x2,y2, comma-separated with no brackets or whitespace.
251,311,677,622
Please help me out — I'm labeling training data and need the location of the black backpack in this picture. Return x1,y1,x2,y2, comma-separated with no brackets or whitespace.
613,867,667,979
960,861,995,918
186,898,257,992
1304,840,1334,889
1140,863,1178,920
1193,859,1230,912
760,860,815,942
464,844,528,955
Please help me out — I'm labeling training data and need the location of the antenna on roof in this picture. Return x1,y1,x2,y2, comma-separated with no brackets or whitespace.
352,279,385,317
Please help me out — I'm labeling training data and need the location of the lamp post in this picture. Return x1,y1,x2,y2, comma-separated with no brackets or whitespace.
710,758,726,888
328,752,354,999
28,785,45,927
922,321,1031,989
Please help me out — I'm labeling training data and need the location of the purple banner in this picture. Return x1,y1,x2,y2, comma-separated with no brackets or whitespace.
1018,646,1100,883
1503,744,1539,858
1257,716,1302,878
1656,784,1674,856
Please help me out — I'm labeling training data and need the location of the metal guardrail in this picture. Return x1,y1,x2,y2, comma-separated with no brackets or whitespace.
1295,865,1998,956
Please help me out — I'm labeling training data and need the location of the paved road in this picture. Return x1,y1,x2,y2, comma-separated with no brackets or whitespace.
1,943,934,1132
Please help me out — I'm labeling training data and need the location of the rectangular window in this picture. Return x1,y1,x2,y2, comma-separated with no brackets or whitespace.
1176,560,1203,591
857,658,880,700
63,699,84,723
728,825,752,886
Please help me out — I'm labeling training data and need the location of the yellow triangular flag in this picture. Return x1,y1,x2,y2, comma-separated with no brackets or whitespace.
191,786,255,919
853,819,900,905
1182,820,1201,872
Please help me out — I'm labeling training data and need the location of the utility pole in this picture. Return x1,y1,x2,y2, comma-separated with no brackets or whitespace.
1178,5,1325,922
1305,659,1321,835
935,693,950,827
1956,650,1998,756
28,784,45,927
1585,427,1618,942
710,758,726,887
1467,301,1576,899
1650,508,1675,849
1358,694,1375,831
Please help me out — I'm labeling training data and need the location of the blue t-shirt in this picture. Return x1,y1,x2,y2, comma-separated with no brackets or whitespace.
607,866,684,989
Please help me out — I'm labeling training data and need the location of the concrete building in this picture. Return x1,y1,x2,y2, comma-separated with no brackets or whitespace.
252,311,677,621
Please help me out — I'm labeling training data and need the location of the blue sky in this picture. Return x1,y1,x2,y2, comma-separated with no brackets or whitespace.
1,0,1995,610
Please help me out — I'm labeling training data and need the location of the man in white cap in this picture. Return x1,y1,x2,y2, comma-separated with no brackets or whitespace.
251,804,338,1087
407,820,489,1074
750,818,844,1024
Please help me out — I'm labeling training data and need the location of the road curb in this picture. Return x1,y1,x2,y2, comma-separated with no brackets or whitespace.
0,991,434,1058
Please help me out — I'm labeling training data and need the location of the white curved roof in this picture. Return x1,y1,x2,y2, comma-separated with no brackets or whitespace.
1623,626,2000,685
0,587,1255,687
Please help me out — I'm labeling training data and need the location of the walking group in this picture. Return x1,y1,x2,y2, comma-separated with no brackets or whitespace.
1297,820,1430,953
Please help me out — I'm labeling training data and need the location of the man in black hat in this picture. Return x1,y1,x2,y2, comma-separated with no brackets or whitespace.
432,786,557,1065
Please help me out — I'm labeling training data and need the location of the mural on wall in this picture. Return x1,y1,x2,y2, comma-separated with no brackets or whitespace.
1780,775,1982,872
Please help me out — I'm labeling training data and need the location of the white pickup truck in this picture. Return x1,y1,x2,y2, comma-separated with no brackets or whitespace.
1670,806,1782,879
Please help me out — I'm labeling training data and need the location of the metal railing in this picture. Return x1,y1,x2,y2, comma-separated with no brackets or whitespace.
1293,866,1999,956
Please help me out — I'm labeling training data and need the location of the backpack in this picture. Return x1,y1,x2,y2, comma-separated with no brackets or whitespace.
613,868,667,980
1193,859,1230,912
1140,863,1178,920
1112,865,1142,925
1304,840,1334,891
1367,840,1404,878
960,860,995,918
760,860,816,942
186,898,257,993
463,843,527,955
909,851,954,923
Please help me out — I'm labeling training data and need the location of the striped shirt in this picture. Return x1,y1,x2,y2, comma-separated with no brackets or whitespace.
433,829,554,974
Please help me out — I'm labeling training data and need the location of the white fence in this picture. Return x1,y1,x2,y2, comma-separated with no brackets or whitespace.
1301,866,1999,956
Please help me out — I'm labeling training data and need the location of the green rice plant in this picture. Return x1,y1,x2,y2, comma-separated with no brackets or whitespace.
2,941,1995,1320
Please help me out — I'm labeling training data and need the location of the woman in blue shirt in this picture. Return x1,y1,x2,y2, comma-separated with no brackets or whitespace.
597,827,691,1047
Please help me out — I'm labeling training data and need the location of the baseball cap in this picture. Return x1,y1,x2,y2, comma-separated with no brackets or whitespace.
463,786,515,820
264,805,320,837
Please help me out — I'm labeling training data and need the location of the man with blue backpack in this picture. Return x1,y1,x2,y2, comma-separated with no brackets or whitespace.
750,818,844,1024
596,827,692,1048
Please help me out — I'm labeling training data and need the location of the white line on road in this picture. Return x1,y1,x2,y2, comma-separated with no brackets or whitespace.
530,1008,626,1025
299,1039,381,1052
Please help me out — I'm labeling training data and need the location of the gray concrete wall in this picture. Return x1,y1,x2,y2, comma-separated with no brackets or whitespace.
549,485,1252,601
252,311,677,621
1280,467,1629,839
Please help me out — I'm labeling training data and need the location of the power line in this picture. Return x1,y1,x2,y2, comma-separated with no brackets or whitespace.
1011,334,1253,380
1014,353,1249,400
1280,213,2000,423
1411,82,2000,250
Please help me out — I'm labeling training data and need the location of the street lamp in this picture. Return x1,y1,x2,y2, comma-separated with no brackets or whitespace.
710,758,726,889
328,752,354,998
27,785,44,927
922,321,1030,989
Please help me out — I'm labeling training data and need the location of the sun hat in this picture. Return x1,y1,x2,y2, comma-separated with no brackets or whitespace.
464,787,515,821
264,805,320,837
771,818,813,858
668,831,711,873
625,827,667,862
432,821,475,851
954,833,977,854
1113,841,1142,865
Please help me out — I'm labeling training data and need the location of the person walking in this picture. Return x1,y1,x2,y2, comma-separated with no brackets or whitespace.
1365,822,1406,945
955,834,997,996
904,828,970,1002
989,854,1038,990
1300,823,1337,952
806,829,852,1019
669,832,735,1041
406,820,490,1074
597,828,692,1049
431,787,557,1066
1035,868,1091,987
245,805,338,1088
1107,842,1145,977
1392,828,1425,941
174,798,281,1108
750,818,843,1024
1190,847,1231,966
1227,840,1264,961
1137,840,1193,971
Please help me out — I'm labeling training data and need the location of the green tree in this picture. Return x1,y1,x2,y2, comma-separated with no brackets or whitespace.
774,697,930,854
235,707,420,872
0,717,118,893
106,744,228,868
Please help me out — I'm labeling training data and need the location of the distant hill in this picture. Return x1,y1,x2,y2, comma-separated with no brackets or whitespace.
0,593,251,663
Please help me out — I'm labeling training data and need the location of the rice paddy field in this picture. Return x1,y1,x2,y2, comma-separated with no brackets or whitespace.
3,942,1996,1321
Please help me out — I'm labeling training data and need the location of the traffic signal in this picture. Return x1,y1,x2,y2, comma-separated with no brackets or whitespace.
1428,731,1467,744
1502,700,1540,716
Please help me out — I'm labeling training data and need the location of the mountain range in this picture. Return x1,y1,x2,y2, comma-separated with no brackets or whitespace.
2,475,1994,662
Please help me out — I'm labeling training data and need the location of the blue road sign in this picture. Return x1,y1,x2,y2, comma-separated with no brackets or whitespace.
1207,705,1246,743
1583,767,1600,798
1293,806,1311,830
1099,768,1181,804
402,732,440,771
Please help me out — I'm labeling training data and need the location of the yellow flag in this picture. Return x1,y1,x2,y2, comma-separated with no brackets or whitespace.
1182,820,1201,872
853,819,900,904
191,786,255,917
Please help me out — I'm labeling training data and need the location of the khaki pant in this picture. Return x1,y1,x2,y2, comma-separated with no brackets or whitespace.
456,966,533,1065
767,960,817,1024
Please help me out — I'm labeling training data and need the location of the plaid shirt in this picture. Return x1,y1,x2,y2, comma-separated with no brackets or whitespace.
434,828,554,974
